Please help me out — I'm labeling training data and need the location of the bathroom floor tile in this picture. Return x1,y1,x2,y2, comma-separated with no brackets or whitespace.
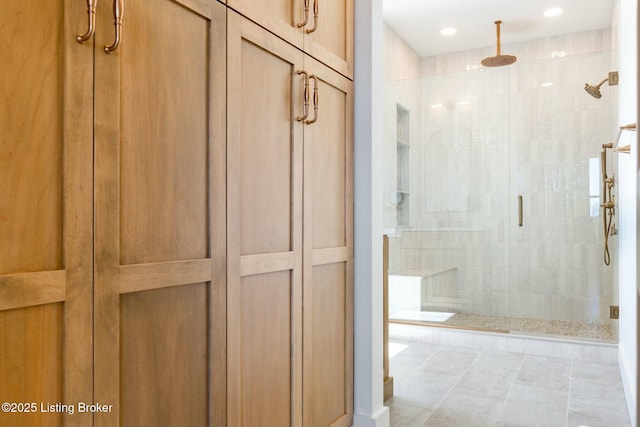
386,340,632,427
390,341,442,379
393,371,461,410
496,384,568,427
416,346,481,375
568,378,631,427
385,396,433,427
570,359,625,389
452,350,524,399
422,391,504,427
566,409,632,427
514,354,572,391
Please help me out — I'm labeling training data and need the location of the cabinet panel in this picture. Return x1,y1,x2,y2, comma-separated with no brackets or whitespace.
119,0,209,265
120,284,208,427
309,77,348,249
226,0,304,51
303,56,353,427
227,11,304,426
0,304,63,427
227,0,352,78
94,1,226,425
0,1,94,426
304,263,347,426
304,0,353,79
1,0,64,275
240,272,292,426
304,57,352,251
240,40,294,256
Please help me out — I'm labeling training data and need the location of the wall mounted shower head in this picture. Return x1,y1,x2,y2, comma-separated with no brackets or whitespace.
584,72,619,99
584,79,607,98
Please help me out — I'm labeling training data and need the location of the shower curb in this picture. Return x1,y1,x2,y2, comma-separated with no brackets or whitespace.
389,322,619,364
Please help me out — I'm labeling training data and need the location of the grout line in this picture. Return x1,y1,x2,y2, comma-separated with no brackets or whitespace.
565,359,575,427
494,352,528,424
422,346,484,424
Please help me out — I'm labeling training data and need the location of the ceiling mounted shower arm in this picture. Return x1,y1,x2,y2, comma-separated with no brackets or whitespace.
481,20,517,67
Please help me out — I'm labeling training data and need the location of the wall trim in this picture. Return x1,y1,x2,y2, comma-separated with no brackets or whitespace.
619,343,637,427
353,407,390,427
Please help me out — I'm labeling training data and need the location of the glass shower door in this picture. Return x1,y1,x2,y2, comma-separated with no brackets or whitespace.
507,51,618,341
385,68,513,329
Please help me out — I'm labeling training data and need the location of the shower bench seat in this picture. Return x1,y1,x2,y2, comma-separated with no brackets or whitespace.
388,266,460,315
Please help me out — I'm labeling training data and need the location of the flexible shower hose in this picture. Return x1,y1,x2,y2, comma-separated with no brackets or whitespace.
603,208,612,266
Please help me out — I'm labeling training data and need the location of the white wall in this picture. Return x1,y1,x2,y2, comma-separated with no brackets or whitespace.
382,25,422,230
353,0,390,425
618,0,639,424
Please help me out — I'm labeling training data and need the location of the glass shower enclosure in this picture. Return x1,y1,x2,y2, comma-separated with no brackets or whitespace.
384,41,618,342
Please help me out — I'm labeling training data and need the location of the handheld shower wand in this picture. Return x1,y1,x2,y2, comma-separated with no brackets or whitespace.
600,143,615,265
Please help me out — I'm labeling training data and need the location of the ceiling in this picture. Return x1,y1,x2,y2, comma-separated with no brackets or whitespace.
382,0,615,58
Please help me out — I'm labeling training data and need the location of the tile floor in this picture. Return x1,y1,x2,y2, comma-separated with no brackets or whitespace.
386,340,631,427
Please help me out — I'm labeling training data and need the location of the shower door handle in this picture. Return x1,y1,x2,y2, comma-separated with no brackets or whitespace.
518,195,523,227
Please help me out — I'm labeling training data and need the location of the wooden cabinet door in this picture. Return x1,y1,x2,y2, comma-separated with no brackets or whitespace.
226,0,305,51
303,0,353,78
0,1,94,426
227,0,352,78
302,55,354,427
226,11,304,427
93,1,226,426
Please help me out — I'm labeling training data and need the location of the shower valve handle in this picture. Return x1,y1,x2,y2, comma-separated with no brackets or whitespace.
601,201,615,209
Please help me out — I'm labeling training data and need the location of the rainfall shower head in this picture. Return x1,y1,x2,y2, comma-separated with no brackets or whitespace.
481,21,517,67
584,72,619,99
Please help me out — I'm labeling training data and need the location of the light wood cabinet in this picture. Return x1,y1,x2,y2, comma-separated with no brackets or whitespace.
1,1,93,426
227,0,353,77
226,11,304,426
3,1,350,426
302,55,354,427
1,1,225,426
92,0,226,426
226,11,353,427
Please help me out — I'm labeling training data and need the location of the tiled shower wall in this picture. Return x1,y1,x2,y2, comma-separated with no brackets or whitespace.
385,29,619,325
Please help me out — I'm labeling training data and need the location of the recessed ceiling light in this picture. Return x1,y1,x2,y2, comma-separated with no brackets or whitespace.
430,103,444,109
440,27,457,36
542,82,554,87
544,8,563,17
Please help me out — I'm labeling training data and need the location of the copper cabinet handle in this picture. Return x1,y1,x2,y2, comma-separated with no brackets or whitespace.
77,0,97,43
305,0,318,34
518,195,523,227
104,0,123,53
305,75,318,124
296,70,309,122
297,0,310,28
